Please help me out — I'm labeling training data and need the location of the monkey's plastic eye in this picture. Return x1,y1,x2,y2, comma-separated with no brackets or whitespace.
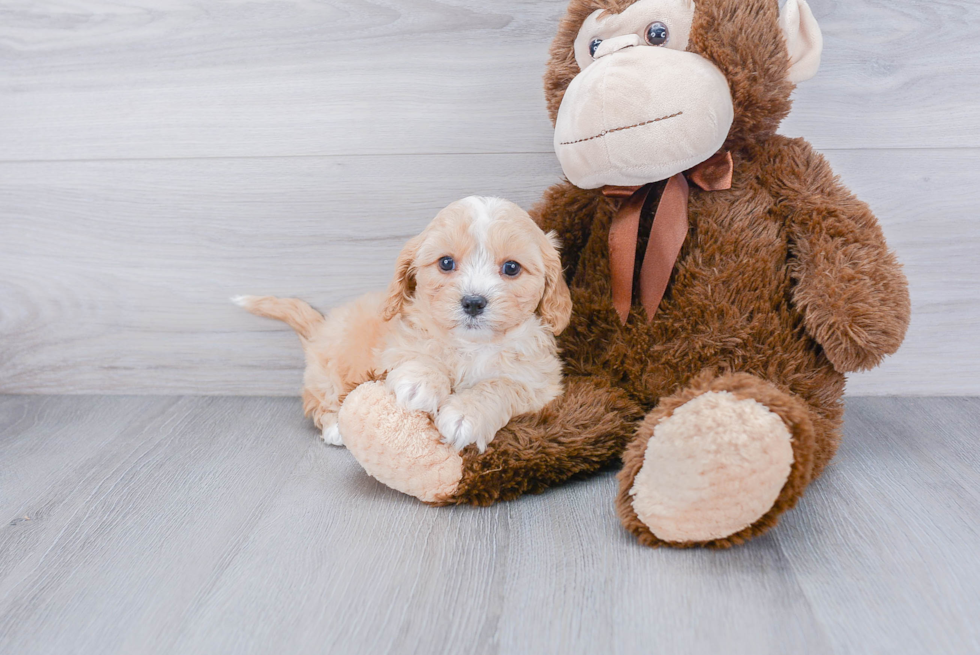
501,261,522,277
644,22,669,46
589,38,603,58
438,256,455,272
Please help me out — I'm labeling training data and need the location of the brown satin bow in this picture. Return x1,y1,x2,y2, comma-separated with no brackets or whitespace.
603,150,734,324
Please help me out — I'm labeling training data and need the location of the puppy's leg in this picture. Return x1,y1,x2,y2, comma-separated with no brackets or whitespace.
301,291,389,448
303,388,345,447
437,378,540,452
319,413,344,446
386,360,451,416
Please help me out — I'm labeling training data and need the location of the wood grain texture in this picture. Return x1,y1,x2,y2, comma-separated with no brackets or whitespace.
0,395,314,655
0,154,563,394
1,395,978,654
774,397,980,654
1,0,978,395
0,0,978,162
2,149,976,395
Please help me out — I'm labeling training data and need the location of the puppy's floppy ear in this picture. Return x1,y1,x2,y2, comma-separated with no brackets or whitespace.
382,233,423,321
537,230,573,335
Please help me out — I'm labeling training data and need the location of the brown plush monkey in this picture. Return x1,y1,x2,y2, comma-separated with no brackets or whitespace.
338,0,910,547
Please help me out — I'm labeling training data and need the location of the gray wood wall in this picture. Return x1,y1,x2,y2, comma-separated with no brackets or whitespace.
1,0,977,396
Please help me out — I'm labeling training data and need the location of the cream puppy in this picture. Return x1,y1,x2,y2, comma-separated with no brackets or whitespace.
236,196,572,452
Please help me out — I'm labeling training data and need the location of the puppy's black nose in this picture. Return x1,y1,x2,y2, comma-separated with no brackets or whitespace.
461,295,487,317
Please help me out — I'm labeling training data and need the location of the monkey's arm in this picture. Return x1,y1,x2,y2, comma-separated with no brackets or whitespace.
530,182,605,282
779,139,910,373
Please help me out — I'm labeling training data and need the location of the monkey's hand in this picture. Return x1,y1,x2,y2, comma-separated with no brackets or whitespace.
790,233,910,372
781,140,910,373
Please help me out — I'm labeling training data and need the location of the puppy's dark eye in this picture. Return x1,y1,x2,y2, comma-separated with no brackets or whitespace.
501,261,522,277
644,22,669,46
438,256,455,272
589,38,603,58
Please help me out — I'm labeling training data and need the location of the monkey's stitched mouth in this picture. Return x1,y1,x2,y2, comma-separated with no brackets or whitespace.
559,111,683,146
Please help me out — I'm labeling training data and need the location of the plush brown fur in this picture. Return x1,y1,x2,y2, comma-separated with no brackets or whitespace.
444,0,910,547
448,377,644,506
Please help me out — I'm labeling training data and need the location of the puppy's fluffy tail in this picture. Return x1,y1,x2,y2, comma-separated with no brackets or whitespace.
232,295,324,341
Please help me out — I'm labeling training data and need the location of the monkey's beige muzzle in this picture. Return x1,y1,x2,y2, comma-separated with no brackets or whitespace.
554,46,734,189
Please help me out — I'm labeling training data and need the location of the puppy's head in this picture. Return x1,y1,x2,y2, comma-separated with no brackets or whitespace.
382,197,572,338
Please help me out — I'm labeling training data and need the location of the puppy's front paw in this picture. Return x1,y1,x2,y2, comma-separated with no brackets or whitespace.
436,401,494,452
387,374,446,416
321,422,344,447
436,405,476,451
317,413,345,447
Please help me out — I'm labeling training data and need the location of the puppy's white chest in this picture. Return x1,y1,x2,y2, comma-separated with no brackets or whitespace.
450,342,510,389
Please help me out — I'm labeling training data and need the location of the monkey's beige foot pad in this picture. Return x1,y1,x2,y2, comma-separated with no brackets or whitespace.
338,381,462,503
629,391,794,543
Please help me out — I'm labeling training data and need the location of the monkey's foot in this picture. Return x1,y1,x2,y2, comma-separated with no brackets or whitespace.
617,373,816,547
338,381,462,503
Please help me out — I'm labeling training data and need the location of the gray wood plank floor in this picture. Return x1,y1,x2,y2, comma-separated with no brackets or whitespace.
1,396,977,655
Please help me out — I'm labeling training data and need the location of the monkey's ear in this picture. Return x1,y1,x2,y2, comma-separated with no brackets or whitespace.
779,0,823,84
381,234,423,321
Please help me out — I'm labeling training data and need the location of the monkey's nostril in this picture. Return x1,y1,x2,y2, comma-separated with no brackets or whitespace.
461,295,488,317
592,33,642,59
